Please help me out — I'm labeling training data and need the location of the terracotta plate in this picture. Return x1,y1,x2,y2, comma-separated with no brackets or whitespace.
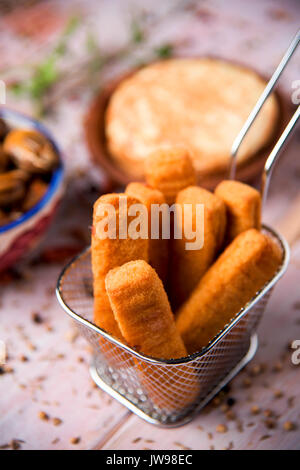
84,61,292,190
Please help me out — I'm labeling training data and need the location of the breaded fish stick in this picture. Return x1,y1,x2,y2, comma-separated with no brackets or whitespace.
105,260,186,359
125,182,168,283
106,260,198,411
176,229,282,354
171,186,226,307
215,180,261,243
92,194,148,338
145,147,196,205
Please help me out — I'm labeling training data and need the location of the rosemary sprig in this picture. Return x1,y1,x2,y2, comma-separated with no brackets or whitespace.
7,0,195,116
9,15,80,115
155,43,174,59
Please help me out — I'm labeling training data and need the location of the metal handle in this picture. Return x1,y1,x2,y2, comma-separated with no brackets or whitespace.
229,29,300,180
261,105,300,208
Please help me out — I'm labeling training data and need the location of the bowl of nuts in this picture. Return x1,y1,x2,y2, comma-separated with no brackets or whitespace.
0,107,64,272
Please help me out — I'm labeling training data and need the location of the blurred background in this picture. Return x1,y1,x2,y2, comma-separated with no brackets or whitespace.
0,0,299,451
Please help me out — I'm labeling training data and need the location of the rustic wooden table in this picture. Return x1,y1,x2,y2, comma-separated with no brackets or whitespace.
0,0,299,451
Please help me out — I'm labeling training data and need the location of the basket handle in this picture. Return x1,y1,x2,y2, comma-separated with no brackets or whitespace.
277,193,300,246
261,105,300,209
229,29,300,180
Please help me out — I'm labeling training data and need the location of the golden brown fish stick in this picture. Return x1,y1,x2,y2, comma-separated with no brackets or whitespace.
171,186,226,308
106,260,199,412
145,147,196,205
92,193,148,338
176,229,282,354
105,260,186,359
215,180,261,243
125,182,168,284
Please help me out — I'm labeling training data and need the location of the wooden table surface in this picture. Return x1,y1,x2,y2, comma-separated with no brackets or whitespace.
0,0,300,451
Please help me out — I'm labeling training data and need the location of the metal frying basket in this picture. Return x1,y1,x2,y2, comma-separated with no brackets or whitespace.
56,31,298,427
56,226,289,427
56,31,300,427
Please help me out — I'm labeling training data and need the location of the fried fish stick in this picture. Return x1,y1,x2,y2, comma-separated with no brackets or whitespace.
171,186,226,308
215,180,261,243
145,147,196,205
92,193,148,338
106,260,199,411
105,260,186,359
176,229,282,354
125,182,168,283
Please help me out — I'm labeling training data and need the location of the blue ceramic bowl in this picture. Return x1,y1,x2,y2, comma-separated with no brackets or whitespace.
0,107,64,271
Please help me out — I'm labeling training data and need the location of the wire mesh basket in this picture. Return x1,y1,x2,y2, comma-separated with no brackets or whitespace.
56,225,289,427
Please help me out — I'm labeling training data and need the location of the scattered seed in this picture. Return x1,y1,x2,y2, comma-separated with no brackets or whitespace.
216,424,228,433
251,405,261,415
212,396,221,406
226,410,236,421
70,437,81,445
260,434,271,441
174,442,191,450
36,375,46,382
250,364,262,376
52,417,62,426
236,420,244,432
263,409,274,418
227,397,236,407
27,342,37,351
222,384,231,394
132,437,141,443
10,439,22,450
274,390,284,399
283,421,296,431
242,377,252,388
221,404,229,413
264,418,277,429
65,329,78,343
32,312,43,324
272,361,283,372
20,355,28,362
0,443,10,449
287,396,295,408
38,411,49,421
